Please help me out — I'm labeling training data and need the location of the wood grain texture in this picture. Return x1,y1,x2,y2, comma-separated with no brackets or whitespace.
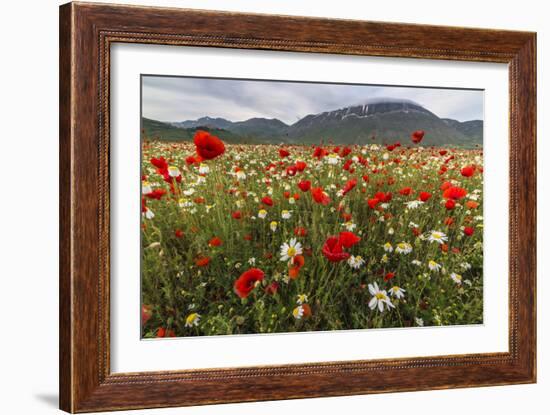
59,2,537,412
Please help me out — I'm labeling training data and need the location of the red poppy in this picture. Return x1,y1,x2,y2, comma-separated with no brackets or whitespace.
313,146,327,159
295,161,307,171
440,181,452,191
264,281,279,295
286,165,297,176
445,199,456,210
464,227,475,236
439,150,448,156
279,148,290,158
444,217,455,226
362,175,370,182
294,227,308,237
342,178,357,196
298,180,311,192
443,186,468,200
384,272,396,281
234,268,265,298
301,304,312,318
399,187,413,196
195,256,210,267
374,191,392,202
185,155,199,165
311,187,331,205
261,196,274,206
466,200,480,209
208,236,223,247
156,327,176,338
419,191,432,202
343,159,353,171
150,156,168,171
340,146,352,157
367,198,380,209
175,229,184,238
338,231,361,248
232,211,242,219
411,130,424,144
292,255,305,269
322,236,350,262
145,188,167,200
461,165,476,177
289,266,301,279
193,130,225,160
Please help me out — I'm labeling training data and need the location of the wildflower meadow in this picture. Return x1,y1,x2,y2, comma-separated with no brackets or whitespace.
141,130,484,338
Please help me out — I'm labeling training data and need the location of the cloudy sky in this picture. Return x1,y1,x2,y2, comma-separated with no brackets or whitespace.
142,75,483,125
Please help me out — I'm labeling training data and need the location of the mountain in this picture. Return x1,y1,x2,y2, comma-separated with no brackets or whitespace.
141,118,258,144
286,98,478,147
230,118,289,142
442,118,483,143
172,116,234,130
144,98,483,147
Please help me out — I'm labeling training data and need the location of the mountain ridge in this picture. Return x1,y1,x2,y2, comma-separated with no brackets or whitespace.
143,98,483,147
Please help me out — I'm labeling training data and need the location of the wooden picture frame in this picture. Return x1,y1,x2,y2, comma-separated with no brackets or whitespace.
59,2,536,412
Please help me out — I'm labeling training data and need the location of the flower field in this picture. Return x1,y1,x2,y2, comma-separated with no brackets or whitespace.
141,131,483,338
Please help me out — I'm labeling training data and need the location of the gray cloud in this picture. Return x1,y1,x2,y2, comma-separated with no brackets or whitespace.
142,75,483,125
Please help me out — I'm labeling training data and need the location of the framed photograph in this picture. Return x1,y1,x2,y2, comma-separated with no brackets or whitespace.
59,2,536,412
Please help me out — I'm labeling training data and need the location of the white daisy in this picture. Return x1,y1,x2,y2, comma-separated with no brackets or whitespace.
281,210,292,220
343,221,357,231
142,181,152,194
450,272,463,285
258,209,267,219
279,238,303,262
270,221,278,232
296,294,308,305
168,166,180,177
183,188,195,196
395,242,413,254
427,230,448,245
143,207,154,219
405,200,424,209
383,242,393,253
184,313,201,327
326,153,340,165
292,306,305,319
428,260,442,272
248,257,256,265
389,286,406,299
347,255,366,269
198,163,210,174
368,282,395,312
411,259,422,266
415,317,424,327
